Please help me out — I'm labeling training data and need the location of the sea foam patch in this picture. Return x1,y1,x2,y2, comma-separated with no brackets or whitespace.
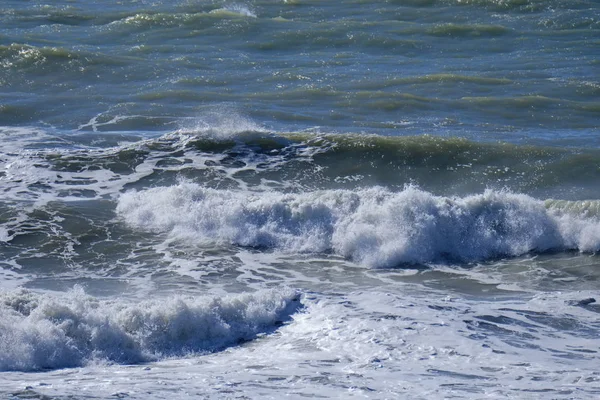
117,183,600,267
0,287,300,371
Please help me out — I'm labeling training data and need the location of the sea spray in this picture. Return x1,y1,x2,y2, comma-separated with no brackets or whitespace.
117,183,600,267
0,287,301,371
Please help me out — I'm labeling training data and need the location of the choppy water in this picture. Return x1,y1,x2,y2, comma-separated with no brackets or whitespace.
1,1,600,399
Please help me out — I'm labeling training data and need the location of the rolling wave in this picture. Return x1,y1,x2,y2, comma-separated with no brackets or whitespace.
0,287,300,371
117,183,600,268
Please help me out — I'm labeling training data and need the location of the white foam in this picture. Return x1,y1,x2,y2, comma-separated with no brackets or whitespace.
117,183,600,267
174,109,267,140
0,127,150,204
0,287,300,371
4,289,598,399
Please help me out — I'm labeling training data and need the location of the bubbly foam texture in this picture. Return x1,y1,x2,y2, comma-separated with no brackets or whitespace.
5,289,598,399
117,183,600,267
174,110,268,139
0,123,269,204
273,289,600,397
0,287,300,371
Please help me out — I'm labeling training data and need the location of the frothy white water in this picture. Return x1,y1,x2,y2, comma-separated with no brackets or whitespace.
174,110,268,139
0,127,154,204
0,287,300,371
3,289,599,399
117,183,600,267
0,123,270,204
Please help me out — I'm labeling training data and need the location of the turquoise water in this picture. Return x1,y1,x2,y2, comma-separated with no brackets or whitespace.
1,1,600,399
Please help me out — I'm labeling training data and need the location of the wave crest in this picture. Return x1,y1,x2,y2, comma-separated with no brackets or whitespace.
117,183,600,267
0,287,300,371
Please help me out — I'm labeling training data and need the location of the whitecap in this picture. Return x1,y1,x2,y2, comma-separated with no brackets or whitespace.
0,287,300,371
117,183,600,267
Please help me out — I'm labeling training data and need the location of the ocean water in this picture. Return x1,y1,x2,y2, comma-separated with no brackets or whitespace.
1,0,600,398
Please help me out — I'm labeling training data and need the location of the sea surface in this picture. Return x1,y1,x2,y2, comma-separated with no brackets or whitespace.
1,0,600,398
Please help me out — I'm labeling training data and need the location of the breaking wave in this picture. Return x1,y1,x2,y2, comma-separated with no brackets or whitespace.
0,287,300,371
117,183,600,268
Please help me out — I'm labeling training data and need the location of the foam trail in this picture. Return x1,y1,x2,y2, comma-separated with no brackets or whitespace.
117,183,600,267
0,287,300,371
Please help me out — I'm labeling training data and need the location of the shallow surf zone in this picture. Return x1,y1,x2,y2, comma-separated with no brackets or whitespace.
117,183,600,268
0,286,301,372
2,288,600,399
